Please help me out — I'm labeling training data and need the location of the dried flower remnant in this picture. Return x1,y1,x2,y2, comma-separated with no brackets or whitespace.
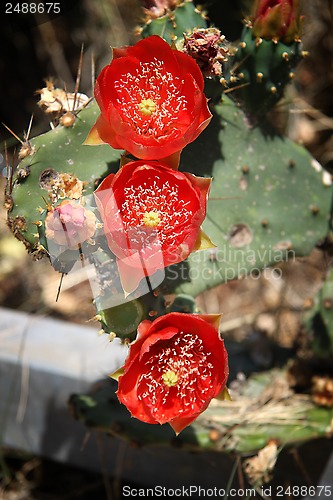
312,376,333,408
39,170,84,204
183,28,229,77
244,440,279,486
56,173,84,200
37,80,89,116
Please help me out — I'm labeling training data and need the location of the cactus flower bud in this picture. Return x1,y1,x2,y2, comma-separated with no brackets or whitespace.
45,200,96,249
251,0,301,43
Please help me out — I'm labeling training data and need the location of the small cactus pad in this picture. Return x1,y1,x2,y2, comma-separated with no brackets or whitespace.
228,26,302,116
98,298,145,340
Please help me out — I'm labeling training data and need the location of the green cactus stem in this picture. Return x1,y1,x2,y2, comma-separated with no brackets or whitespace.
303,266,333,357
227,25,303,117
138,0,207,45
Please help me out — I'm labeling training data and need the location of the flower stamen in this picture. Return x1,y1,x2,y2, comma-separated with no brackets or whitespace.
139,98,157,116
142,210,161,227
162,370,178,387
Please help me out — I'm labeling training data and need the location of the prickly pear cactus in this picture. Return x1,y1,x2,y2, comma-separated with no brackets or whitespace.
7,103,120,254
4,0,333,470
173,95,332,297
6,98,331,304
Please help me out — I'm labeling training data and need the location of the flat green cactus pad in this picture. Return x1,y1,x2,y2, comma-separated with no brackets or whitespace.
172,96,332,296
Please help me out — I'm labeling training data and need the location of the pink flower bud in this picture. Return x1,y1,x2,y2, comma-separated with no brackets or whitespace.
45,200,96,249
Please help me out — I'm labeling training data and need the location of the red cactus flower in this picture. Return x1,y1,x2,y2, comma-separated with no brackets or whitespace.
116,313,229,434
85,35,212,166
94,160,212,294
251,0,301,43
45,200,96,249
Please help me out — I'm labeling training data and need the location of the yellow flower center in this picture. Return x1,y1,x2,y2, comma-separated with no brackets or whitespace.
138,98,157,116
162,370,178,387
142,211,161,227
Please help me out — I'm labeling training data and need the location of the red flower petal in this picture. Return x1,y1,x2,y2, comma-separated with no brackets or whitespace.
139,326,179,360
112,46,130,59
84,114,122,148
173,49,205,91
121,35,181,76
